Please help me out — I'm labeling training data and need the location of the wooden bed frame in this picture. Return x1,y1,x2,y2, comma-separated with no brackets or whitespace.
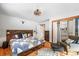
6,30,45,56
18,42,45,56
6,30,33,41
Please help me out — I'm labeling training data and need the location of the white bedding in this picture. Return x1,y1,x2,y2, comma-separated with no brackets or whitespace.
10,37,44,55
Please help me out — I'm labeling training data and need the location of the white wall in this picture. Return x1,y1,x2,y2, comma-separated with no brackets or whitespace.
0,15,36,37
36,24,45,40
40,21,49,31
0,15,44,42
52,22,58,43
49,20,52,42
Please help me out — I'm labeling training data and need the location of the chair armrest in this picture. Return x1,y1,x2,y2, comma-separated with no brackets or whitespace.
60,42,68,54
60,42,67,46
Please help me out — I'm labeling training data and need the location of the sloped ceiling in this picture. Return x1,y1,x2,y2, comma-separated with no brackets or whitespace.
0,3,79,22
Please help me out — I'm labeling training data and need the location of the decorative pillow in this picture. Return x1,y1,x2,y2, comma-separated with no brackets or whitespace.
66,39,74,44
72,39,79,44
28,33,31,37
22,33,28,39
14,34,19,39
18,33,23,39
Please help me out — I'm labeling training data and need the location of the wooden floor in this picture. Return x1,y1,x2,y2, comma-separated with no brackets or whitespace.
0,41,51,56
0,47,12,56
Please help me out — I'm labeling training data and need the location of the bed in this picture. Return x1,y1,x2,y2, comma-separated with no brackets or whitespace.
6,30,45,56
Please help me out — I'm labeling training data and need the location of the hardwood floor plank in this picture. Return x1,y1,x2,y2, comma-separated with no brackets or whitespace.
0,47,12,56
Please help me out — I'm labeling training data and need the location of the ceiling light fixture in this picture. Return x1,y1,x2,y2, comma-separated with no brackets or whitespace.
34,9,42,16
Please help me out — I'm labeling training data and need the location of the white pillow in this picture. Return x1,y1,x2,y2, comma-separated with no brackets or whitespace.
66,39,74,44
22,33,28,39
14,34,18,39
28,33,31,37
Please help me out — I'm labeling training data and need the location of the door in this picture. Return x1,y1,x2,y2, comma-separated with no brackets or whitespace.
44,31,49,41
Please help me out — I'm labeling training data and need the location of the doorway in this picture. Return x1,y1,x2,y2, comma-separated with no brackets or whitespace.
44,31,49,41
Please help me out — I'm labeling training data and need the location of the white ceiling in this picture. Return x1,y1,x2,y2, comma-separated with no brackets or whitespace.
0,3,79,22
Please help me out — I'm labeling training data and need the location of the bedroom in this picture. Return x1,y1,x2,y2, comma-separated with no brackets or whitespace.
0,3,50,56
0,3,79,56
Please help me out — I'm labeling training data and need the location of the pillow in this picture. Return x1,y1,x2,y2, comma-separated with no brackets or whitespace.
22,33,28,39
66,39,74,44
72,39,79,44
14,34,18,39
18,33,23,39
77,40,79,44
28,33,31,37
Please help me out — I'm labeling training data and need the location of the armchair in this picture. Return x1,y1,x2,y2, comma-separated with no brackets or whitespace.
51,42,64,53
61,39,79,55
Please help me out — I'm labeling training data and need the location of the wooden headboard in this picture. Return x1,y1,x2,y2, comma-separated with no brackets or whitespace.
6,30,33,41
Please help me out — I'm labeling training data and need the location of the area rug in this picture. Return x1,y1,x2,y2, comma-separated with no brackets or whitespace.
37,48,79,56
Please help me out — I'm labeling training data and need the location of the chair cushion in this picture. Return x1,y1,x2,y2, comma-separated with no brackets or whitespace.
52,43,64,51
